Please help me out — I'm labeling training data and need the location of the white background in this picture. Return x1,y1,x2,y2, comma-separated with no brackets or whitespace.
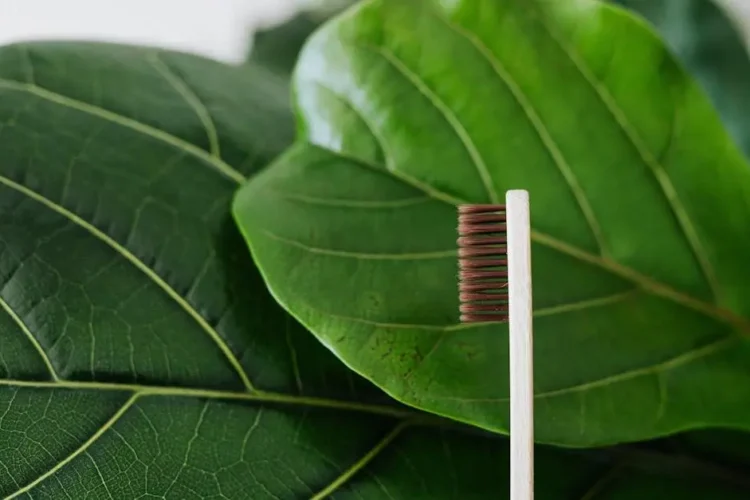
0,0,748,64
0,0,307,64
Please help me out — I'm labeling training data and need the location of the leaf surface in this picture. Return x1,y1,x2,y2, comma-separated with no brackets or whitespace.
233,0,750,446
0,40,413,498
614,0,750,158
3,39,750,499
249,13,328,75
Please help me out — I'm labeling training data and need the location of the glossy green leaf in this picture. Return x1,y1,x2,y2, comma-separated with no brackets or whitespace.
233,0,750,447
614,0,750,158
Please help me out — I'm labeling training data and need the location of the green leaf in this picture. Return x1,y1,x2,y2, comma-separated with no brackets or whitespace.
0,39,616,500
614,0,750,158
247,2,357,76
3,40,750,500
233,0,750,447
0,40,420,498
249,14,329,75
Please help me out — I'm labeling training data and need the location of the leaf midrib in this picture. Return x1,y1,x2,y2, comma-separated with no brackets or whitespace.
0,377,416,419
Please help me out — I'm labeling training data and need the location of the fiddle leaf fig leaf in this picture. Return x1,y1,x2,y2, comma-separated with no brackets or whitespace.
233,0,750,447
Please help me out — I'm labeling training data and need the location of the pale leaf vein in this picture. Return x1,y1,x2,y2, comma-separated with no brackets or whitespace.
435,13,608,256
310,421,409,500
0,173,255,392
530,8,720,300
0,78,242,183
0,295,59,380
5,394,138,499
148,51,221,159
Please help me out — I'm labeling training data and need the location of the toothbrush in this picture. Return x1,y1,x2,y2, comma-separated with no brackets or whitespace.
458,190,534,500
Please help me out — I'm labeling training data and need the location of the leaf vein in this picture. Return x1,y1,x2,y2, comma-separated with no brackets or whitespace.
148,51,221,159
359,44,500,204
307,81,398,172
164,400,209,497
260,227,458,260
0,173,256,392
310,421,409,500
0,378,419,420
0,78,243,184
86,450,114,499
436,13,608,256
308,81,391,169
578,463,624,500
285,315,304,394
5,394,138,499
291,289,640,331
302,97,466,207
531,8,721,301
541,334,733,399
432,335,737,403
276,189,432,209
0,295,59,380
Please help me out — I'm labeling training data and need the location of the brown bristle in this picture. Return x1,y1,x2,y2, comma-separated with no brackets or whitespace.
457,204,508,323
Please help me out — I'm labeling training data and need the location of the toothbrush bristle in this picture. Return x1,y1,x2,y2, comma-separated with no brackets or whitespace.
457,204,508,323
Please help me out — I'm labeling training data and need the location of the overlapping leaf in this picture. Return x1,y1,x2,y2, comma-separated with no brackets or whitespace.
234,0,750,447
615,0,750,158
2,37,750,499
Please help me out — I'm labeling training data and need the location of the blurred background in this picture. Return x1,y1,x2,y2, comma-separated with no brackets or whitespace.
1,0,750,64
3,0,750,159
0,0,350,64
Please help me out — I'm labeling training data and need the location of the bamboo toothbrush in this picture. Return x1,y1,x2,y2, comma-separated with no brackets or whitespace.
457,190,534,500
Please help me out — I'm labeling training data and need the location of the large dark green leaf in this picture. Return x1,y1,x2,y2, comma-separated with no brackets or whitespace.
0,41,432,498
233,0,750,447
614,0,750,158
249,14,328,75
